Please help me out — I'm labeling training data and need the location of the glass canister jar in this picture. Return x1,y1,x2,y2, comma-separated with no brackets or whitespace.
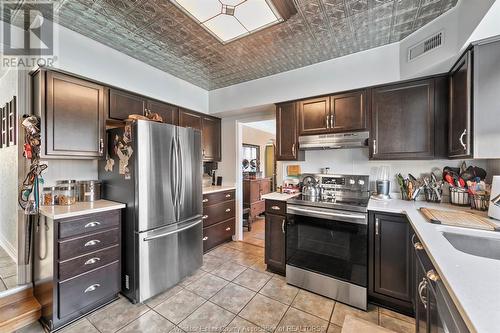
57,184,77,205
42,186,58,206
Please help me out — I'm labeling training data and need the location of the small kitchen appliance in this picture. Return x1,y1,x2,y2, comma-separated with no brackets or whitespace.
489,176,500,220
372,166,391,200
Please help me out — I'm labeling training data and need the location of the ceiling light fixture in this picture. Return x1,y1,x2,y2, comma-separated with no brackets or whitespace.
171,0,284,44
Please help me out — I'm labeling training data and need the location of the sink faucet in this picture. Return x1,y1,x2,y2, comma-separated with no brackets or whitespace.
492,194,500,207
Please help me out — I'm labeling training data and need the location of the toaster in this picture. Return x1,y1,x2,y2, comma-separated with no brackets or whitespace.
489,176,500,220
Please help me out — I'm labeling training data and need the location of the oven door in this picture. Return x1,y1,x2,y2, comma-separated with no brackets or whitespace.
286,205,368,288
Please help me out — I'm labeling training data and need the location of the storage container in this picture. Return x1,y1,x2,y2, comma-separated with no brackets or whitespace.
77,180,102,202
449,187,469,206
42,186,58,206
57,184,77,205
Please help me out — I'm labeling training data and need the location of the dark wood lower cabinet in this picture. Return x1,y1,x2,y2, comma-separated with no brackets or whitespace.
264,200,286,275
202,190,236,252
368,212,414,315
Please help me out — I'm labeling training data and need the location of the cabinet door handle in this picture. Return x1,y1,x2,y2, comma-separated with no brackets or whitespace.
326,115,330,128
225,227,231,231
84,240,101,247
225,208,231,213
291,143,296,157
418,278,428,309
271,206,280,211
375,218,379,235
99,138,104,154
330,114,335,128
202,198,208,203
281,219,286,234
202,215,208,220
459,128,467,150
414,242,424,250
225,194,231,198
203,236,208,241
85,221,101,228
84,284,101,293
426,269,440,282
84,257,101,266
373,139,377,155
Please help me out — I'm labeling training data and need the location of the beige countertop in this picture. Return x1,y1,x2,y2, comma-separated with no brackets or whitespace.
368,199,500,333
261,192,300,201
39,200,126,220
202,185,236,195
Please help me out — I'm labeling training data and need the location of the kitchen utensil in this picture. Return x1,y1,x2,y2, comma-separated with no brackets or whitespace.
302,175,321,198
450,187,469,206
488,176,500,220
470,193,490,211
420,208,500,231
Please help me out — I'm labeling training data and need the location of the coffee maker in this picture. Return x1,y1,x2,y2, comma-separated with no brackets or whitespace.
372,166,391,200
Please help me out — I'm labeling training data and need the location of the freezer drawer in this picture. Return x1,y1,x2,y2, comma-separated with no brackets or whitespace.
138,217,203,302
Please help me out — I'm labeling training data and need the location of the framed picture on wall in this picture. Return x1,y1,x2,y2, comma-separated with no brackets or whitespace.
0,105,7,148
7,97,17,146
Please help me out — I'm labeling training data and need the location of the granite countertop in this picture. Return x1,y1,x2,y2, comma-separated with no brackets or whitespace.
202,185,236,195
368,199,500,333
39,199,126,219
261,192,300,201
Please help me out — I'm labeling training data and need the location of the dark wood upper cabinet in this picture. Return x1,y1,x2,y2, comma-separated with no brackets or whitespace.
109,89,146,120
202,116,221,162
276,102,303,161
449,50,472,158
331,90,367,132
179,108,203,131
298,96,330,135
369,212,413,315
371,78,447,160
146,100,178,125
38,71,105,158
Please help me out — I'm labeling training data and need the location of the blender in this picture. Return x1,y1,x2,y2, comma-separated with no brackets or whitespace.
372,166,391,200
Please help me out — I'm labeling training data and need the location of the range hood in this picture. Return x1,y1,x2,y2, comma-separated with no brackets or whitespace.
298,131,369,150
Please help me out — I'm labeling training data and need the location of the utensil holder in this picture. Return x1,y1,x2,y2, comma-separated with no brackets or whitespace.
470,194,490,211
449,187,469,206
424,187,442,203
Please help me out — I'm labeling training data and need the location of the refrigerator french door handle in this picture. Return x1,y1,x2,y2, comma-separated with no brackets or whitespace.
177,135,185,206
143,219,202,241
170,136,178,219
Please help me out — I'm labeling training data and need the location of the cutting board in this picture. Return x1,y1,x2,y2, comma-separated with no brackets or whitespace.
420,208,500,232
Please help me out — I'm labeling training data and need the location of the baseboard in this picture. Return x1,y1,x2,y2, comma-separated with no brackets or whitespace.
0,233,17,262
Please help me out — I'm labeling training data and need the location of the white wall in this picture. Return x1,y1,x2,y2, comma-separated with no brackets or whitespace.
0,69,19,259
278,149,488,198
466,0,500,44
241,125,274,177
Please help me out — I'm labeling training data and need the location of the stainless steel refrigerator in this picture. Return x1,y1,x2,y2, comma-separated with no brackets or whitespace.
99,120,202,303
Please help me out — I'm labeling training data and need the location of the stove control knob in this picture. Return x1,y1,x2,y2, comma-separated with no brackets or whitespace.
349,179,355,185
358,180,365,185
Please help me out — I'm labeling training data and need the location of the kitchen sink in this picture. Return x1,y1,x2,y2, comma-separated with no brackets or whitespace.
442,232,500,260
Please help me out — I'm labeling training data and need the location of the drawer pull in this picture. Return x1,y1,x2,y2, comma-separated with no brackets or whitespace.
84,257,101,266
84,284,101,293
202,199,209,203
225,194,231,198
414,242,424,250
203,236,208,241
225,227,231,231
225,208,231,213
271,206,280,211
202,215,209,220
84,240,101,247
85,221,101,228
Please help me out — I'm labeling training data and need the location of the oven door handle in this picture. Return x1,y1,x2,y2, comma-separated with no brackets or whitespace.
287,206,367,225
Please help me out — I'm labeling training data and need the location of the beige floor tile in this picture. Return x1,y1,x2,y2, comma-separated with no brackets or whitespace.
223,316,266,333
248,259,272,275
327,324,342,333
330,303,379,327
276,307,329,333
0,255,14,268
379,308,415,324
3,275,18,289
209,246,240,259
379,313,415,333
239,294,288,331
14,321,45,333
211,262,247,281
210,283,256,314
154,289,206,324
117,310,176,333
185,273,228,299
342,315,394,333
259,277,299,305
231,253,260,267
179,301,235,333
180,269,207,287
145,285,184,308
233,269,272,292
202,254,227,273
241,237,265,248
0,280,6,292
59,318,99,333
0,263,17,278
87,297,149,333
291,289,335,321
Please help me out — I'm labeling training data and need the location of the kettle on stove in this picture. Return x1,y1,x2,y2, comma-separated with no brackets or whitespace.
301,175,321,198
489,176,500,220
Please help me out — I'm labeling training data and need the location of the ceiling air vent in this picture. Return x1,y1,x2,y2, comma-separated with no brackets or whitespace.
408,31,443,62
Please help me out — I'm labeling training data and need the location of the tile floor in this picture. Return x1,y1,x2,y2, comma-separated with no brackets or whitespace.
242,217,265,248
17,241,415,333
0,246,18,291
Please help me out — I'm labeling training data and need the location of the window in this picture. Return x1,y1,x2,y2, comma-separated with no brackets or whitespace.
242,144,260,172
